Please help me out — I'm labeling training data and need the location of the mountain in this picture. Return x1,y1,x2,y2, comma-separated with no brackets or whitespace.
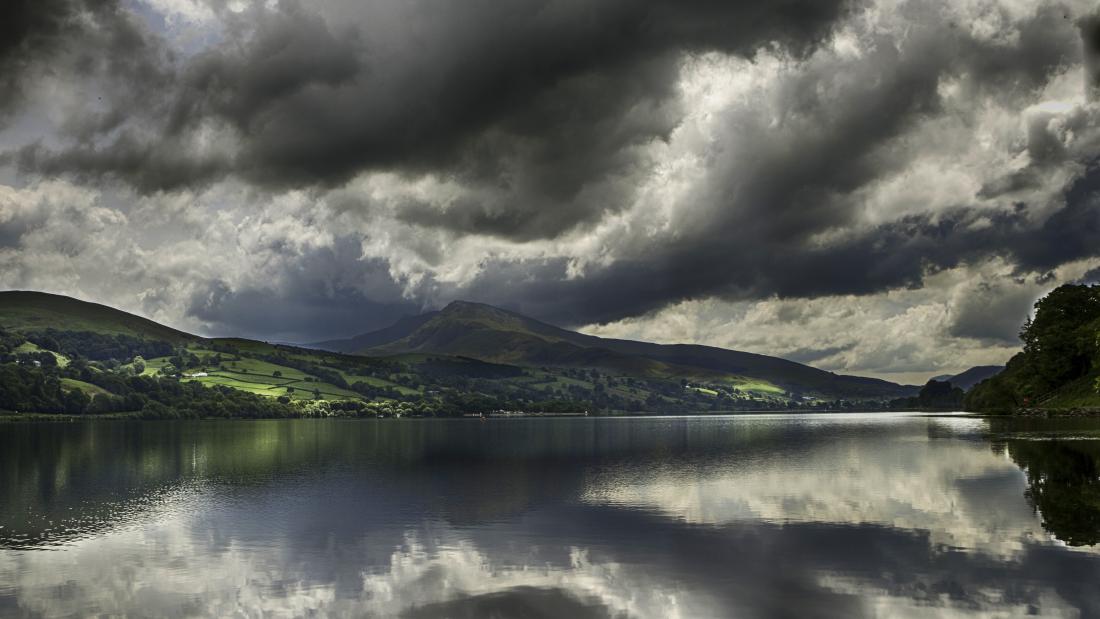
942,366,1004,391
0,291,194,343
5,291,909,418
317,300,917,399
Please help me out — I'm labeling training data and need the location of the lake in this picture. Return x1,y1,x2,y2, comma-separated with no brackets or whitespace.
1,413,1099,618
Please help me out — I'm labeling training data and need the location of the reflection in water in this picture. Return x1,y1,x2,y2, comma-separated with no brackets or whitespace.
1009,439,1100,547
0,414,1099,617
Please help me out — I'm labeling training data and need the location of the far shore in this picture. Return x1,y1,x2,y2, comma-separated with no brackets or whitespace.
10,408,1100,423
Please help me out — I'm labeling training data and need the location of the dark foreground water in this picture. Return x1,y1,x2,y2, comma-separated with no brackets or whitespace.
1,414,1100,618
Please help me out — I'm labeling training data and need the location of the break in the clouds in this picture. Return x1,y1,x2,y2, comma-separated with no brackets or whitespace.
1,0,1100,380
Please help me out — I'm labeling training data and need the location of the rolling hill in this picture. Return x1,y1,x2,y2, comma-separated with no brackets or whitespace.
314,300,917,399
0,291,195,342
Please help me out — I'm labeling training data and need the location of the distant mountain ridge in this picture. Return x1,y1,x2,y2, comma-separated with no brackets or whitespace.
315,300,917,399
0,290,918,417
942,366,1004,391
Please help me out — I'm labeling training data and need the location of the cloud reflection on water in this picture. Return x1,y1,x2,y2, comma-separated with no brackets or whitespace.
1,416,1099,618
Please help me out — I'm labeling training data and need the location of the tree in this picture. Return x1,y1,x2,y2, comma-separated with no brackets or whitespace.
967,284,1100,413
1020,284,1100,391
915,380,964,408
63,388,90,414
132,356,146,375
273,370,282,377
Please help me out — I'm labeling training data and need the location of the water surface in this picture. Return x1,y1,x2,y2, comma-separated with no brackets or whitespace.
2,413,1099,617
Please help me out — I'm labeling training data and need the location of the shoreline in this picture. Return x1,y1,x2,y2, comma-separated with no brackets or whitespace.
1010,407,1100,418
1,409,974,423
6,408,1099,422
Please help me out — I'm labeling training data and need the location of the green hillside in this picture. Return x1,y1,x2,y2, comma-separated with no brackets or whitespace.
966,285,1100,414
0,291,925,420
0,291,194,342
1,291,886,419
324,300,916,399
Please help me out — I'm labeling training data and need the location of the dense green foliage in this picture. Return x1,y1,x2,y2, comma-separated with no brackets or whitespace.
26,328,174,361
966,285,1100,413
1020,285,1100,393
889,379,964,410
0,361,298,418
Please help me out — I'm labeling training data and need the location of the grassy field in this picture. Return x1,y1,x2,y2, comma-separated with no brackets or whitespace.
181,371,362,401
691,386,719,396
60,378,113,397
728,378,786,395
134,349,382,402
216,357,311,380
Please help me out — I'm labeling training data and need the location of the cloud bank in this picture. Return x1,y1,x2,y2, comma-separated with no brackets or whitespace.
2,0,1099,380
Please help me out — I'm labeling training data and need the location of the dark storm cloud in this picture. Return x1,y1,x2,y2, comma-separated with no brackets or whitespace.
443,5,1092,328
184,237,423,340
16,137,229,194
15,0,854,236
0,0,170,128
457,162,1100,329
947,281,1039,344
4,0,1098,345
0,0,94,119
1083,12,1100,97
187,0,854,187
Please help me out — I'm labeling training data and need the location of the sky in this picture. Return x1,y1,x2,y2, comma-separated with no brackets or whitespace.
1,0,1099,384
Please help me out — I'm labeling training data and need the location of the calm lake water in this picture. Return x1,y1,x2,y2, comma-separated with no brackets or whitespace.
2,413,1099,618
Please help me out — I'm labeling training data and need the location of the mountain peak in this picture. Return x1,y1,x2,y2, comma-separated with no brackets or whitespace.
441,299,505,313
311,297,915,399
438,300,527,322
441,299,486,311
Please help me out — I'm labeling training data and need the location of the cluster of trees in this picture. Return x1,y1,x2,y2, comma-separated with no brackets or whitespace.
4,350,58,367
0,364,90,414
25,329,174,361
889,380,965,410
0,329,60,368
966,285,1100,413
0,354,298,419
0,329,27,354
167,349,203,371
349,381,409,400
